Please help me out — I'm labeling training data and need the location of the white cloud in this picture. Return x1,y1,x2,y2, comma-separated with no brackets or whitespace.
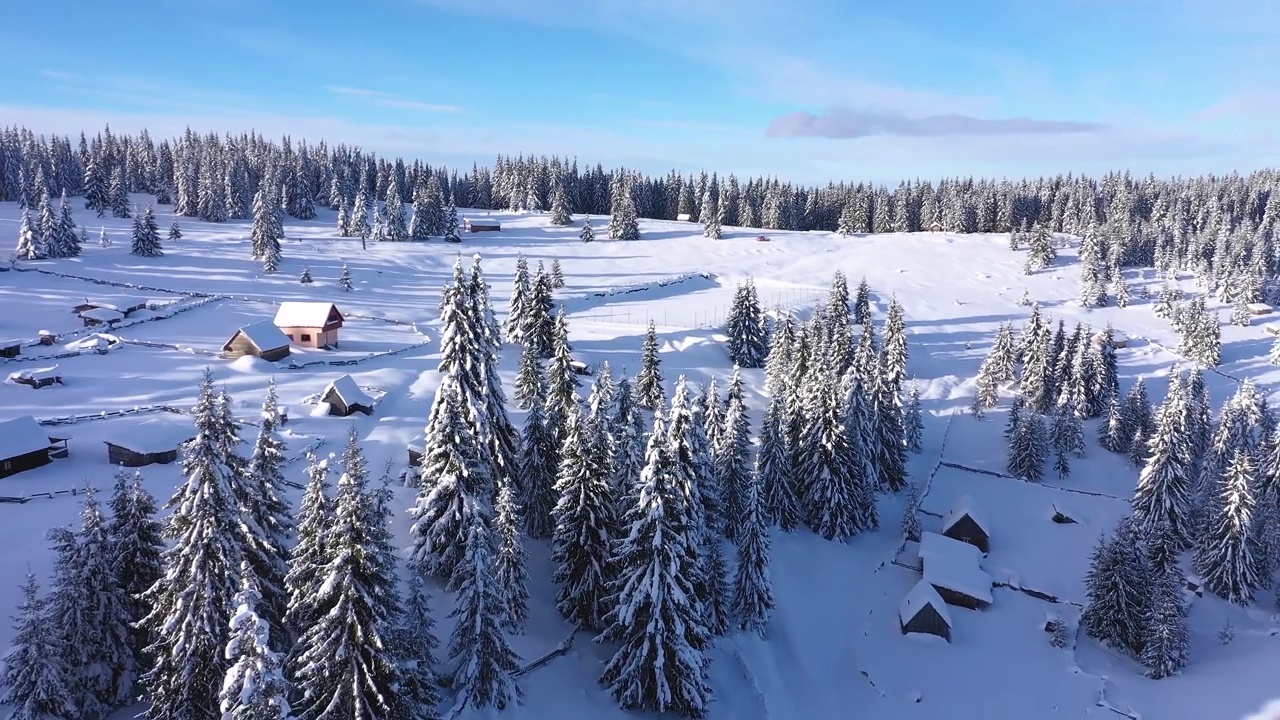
326,86,464,114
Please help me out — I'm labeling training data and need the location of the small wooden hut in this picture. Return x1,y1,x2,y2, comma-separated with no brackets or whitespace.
80,307,125,327
318,375,375,417
941,496,991,553
222,321,292,361
6,365,63,389
899,579,952,641
918,532,994,610
0,339,20,359
104,419,196,467
929,221,944,232
463,218,501,233
0,416,62,479
275,302,344,349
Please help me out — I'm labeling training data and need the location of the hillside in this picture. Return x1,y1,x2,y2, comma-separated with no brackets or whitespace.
2,199,1279,720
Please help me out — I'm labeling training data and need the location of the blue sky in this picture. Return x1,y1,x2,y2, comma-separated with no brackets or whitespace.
1,0,1277,184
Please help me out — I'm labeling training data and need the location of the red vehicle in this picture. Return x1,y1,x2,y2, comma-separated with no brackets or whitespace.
756,235,770,242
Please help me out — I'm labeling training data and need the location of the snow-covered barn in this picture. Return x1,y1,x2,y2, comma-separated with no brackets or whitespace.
318,375,374,417
899,579,952,641
223,321,292,362
0,416,65,479
274,302,343,349
941,496,991,553
918,532,994,610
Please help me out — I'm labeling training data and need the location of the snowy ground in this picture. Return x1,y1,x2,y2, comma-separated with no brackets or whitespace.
2,197,1280,719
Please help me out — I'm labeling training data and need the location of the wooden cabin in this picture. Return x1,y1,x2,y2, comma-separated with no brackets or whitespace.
223,321,292,361
918,532,994,610
463,218,501,233
929,221,944,232
941,496,991,553
274,302,343,349
0,416,65,479
407,434,425,468
80,307,125,327
0,339,20,359
6,365,63,389
676,213,693,222
104,420,195,467
72,296,149,317
37,331,57,346
319,375,374,416
899,579,952,642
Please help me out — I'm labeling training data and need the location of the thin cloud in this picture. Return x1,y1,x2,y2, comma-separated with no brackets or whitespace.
766,108,1108,139
327,86,463,114
40,69,79,81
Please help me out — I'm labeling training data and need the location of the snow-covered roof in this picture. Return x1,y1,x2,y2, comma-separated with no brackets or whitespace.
407,433,426,453
7,365,60,382
65,333,119,351
899,578,952,628
274,302,340,328
103,417,197,454
228,321,291,351
322,374,373,407
464,217,501,227
79,295,150,311
0,338,20,348
0,416,52,460
919,532,994,603
942,495,991,538
80,307,125,322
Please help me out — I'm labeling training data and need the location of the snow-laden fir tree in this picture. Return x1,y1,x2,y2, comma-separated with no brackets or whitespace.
580,216,595,243
138,371,243,720
443,200,461,242
609,375,648,516
871,369,909,492
219,562,293,720
36,190,56,257
388,570,443,720
518,366,559,540
250,186,279,261
505,254,531,344
1131,389,1196,549
551,403,618,630
512,342,543,411
758,394,800,531
109,166,131,218
290,430,400,720
1098,395,1129,453
550,256,565,289
130,206,163,257
597,405,712,718
701,535,731,638
546,307,582,422
446,511,522,712
98,226,110,247
1081,519,1151,656
901,481,923,542
725,279,767,368
716,370,752,542
336,198,350,237
1025,223,1057,271
853,277,872,325
107,470,164,668
15,207,43,260
523,262,556,359
0,574,77,720
167,220,181,243
549,179,572,225
338,263,352,291
1050,402,1086,479
385,184,408,241
350,188,370,239
634,319,665,409
409,377,492,582
903,382,925,453
283,452,332,641
881,295,909,395
240,380,293,645
1194,449,1266,605
843,377,881,529
798,363,864,540
733,461,775,635
1007,410,1048,482
493,477,530,633
47,190,79,258
1140,560,1189,679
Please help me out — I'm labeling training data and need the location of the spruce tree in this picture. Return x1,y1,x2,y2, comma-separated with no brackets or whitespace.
1132,394,1195,548
523,263,556,359
519,369,559,540
549,180,572,225
1081,520,1151,656
609,375,648,516
1194,449,1266,605
51,190,79,258
385,184,408,241
853,277,872,325
130,206,163,257
701,535,731,637
882,295,909,394
716,369,752,541
0,574,76,720
98,226,110,247
597,406,711,718
580,216,595,242
635,319,665,409
1007,411,1048,482
446,513,522,711
219,564,293,720
551,404,617,630
902,481,923,542
551,256,566,289
138,372,243,720
284,452,332,639
725,280,767,368
388,570,443,720
291,432,400,720
493,477,530,633
505,254,531,344
732,463,775,635
299,267,313,284
871,370,909,492
903,382,925,453
798,365,863,540
1140,562,1189,679
758,395,800,531
107,470,164,670
15,208,42,260
339,263,353,291
241,380,294,645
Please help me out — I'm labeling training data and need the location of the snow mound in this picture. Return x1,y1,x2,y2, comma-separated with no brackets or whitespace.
228,355,277,373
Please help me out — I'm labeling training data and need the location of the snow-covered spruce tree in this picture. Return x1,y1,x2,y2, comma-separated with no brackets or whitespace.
36,189,57,257
634,319,665,409
872,369,909,492
903,382,925,453
1007,411,1048,482
283,452,332,642
546,308,582,420
109,167,131,218
339,263,353,291
505,254,531,344
1140,561,1189,679
758,394,800,531
493,477,530,634
15,208,43,260
853,277,872,325
240,380,294,646
385,184,408,241
798,363,863,540
446,512,522,712
1098,395,1129,454
550,257,566,289
350,188,370,239
609,375,648,515
549,179,572,226
733,462,775,635
716,370,752,542
902,481,923,542
1131,392,1196,549
98,226,110,247
990,321,1018,382
551,403,618,630
468,255,521,480
336,198,350,237
1081,519,1151,656
0,573,77,720
43,498,130,720
130,205,163,257
701,534,731,638
443,200,461,242
219,563,293,720
524,263,556,359
1025,223,1057,271
409,378,491,582
1194,449,1266,605
167,221,181,243
299,267,312,284
580,215,595,243
1050,403,1085,479
597,405,712,718
290,431,400,720
843,377,880,529
49,190,79,258
512,342,543,411
250,186,278,260
519,367,559,540
725,279,767,368
882,295,909,395
388,570,443,720
138,372,243,720
107,470,164,668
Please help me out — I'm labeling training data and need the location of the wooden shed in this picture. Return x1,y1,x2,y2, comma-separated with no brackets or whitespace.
6,365,63,389
941,496,991,553
104,420,195,467
275,302,344,349
223,321,292,361
0,339,20,359
407,434,425,468
929,221,944,232
319,375,374,417
0,416,62,479
899,579,952,641
463,218,501,233
80,307,126,327
72,295,150,317
918,532,994,610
